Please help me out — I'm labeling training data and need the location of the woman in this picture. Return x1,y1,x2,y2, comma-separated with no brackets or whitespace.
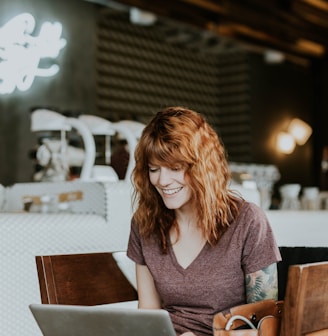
127,106,281,336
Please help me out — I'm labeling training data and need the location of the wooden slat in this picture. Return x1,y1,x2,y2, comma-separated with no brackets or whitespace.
280,261,328,335
36,256,57,304
35,253,138,306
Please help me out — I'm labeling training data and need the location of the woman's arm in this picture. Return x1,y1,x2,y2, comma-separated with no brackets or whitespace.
245,263,278,303
136,263,161,309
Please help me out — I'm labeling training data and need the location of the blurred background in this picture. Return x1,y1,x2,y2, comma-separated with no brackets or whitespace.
1,0,328,202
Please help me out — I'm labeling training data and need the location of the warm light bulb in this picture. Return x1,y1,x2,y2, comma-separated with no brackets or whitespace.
288,118,312,145
276,132,296,154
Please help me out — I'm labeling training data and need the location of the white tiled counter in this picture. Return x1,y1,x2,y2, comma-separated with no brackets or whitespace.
265,209,328,300
265,210,328,247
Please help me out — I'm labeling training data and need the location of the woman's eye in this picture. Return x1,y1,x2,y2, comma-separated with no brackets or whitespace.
171,166,182,171
148,167,158,173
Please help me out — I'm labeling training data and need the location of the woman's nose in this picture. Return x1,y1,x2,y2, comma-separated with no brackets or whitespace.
158,168,171,186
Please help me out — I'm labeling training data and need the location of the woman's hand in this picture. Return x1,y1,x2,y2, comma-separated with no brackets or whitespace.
180,332,196,336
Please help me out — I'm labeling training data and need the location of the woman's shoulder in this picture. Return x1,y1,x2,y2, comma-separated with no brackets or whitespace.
130,216,158,244
238,200,266,218
233,201,270,232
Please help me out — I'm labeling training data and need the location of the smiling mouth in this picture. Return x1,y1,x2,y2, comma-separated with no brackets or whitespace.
162,187,183,195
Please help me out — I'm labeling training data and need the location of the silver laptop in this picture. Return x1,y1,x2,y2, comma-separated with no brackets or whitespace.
29,303,176,336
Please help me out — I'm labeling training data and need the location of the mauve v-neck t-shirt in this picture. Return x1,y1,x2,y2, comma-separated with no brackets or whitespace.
127,201,281,336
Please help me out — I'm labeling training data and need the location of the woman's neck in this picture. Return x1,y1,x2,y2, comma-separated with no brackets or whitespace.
174,206,198,231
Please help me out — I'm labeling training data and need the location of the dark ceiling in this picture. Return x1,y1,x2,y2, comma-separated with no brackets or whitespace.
86,0,328,65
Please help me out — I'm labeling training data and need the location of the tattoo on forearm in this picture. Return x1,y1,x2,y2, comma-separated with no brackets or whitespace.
245,263,278,302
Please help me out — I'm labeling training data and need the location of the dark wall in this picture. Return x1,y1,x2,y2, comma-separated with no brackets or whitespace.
312,59,328,190
0,0,99,185
249,54,315,191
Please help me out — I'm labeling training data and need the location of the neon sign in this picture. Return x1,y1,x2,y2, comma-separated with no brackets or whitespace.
0,13,67,94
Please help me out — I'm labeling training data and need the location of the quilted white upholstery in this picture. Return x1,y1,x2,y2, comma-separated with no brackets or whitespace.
0,181,133,336
112,251,137,290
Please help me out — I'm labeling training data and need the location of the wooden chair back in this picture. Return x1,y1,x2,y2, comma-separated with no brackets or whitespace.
35,252,137,306
280,261,328,336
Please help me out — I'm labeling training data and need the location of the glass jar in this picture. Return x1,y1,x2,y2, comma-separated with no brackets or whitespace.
301,187,319,210
279,184,301,210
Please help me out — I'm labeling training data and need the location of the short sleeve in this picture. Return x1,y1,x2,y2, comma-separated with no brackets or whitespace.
127,219,146,265
241,203,281,274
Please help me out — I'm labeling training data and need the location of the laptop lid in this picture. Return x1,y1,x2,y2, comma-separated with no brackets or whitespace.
29,303,176,336
29,304,176,336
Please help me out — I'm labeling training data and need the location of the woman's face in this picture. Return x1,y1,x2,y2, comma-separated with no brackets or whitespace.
148,164,193,211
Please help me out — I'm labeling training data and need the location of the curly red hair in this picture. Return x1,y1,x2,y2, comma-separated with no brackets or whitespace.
132,106,240,253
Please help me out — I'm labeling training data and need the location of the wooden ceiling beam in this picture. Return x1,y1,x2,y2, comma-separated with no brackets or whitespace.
301,0,328,11
215,1,328,46
112,0,328,59
292,1,328,29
